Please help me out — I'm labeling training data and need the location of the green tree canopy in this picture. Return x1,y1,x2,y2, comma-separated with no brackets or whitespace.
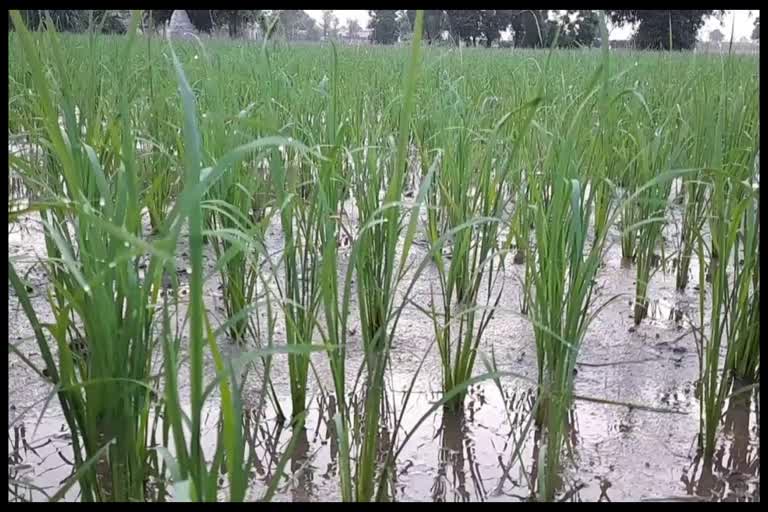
445,10,482,46
609,10,721,50
321,10,338,39
369,10,399,44
276,10,318,40
479,10,514,47
543,10,601,48
509,10,548,48
405,9,444,44
10,10,130,33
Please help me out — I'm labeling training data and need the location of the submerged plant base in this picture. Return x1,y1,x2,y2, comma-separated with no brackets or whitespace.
442,395,466,415
634,299,649,325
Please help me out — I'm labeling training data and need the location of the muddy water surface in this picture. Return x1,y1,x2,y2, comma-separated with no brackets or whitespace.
7,202,760,502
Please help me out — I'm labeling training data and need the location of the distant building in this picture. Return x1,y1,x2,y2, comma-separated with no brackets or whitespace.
339,28,372,44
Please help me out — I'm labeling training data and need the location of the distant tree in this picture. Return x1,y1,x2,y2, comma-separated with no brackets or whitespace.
143,10,173,32
10,10,87,32
90,10,129,34
446,10,482,46
321,10,337,39
425,10,446,44
609,10,721,50
330,15,340,38
709,28,724,44
276,10,317,40
369,10,399,44
406,9,444,44
479,10,513,47
397,10,412,39
509,10,549,48
9,10,133,34
546,10,601,48
306,22,321,41
346,18,361,39
149,10,215,34
187,10,216,33
752,16,759,40
9,9,281,40
209,10,259,37
406,9,416,29
276,10,300,39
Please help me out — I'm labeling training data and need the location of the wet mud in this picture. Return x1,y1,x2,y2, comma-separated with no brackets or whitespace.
7,195,760,502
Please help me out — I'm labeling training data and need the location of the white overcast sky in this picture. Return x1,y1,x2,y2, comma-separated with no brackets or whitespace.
307,10,760,41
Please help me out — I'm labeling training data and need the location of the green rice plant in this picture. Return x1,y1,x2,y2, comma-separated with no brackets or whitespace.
522,16,688,499
527,166,690,500
423,94,540,413
726,184,759,383
508,178,535,317
265,91,323,423
153,32,325,502
618,165,641,263
525,81,602,501
309,42,352,459
629,117,683,325
673,84,711,292
694,175,758,460
7,12,313,502
614,92,654,265
527,163,607,501
587,29,617,246
599,60,690,325
330,11,433,501
694,60,759,459
140,42,182,234
8,10,165,501
509,169,531,266
675,171,708,291
203,192,266,344
190,42,271,345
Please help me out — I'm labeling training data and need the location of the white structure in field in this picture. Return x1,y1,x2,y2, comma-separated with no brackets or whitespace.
168,10,197,39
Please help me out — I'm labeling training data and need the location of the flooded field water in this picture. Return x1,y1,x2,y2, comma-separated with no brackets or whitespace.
7,201,760,502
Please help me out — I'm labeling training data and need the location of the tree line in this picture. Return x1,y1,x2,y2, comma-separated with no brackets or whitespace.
8,10,365,42
370,10,725,50
10,10,729,50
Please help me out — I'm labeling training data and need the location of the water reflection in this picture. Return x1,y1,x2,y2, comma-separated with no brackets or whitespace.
681,383,759,502
489,387,536,500
322,395,338,480
432,410,470,502
7,420,76,502
528,408,581,502
429,388,492,503
528,425,543,500
243,407,285,485
289,427,314,502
